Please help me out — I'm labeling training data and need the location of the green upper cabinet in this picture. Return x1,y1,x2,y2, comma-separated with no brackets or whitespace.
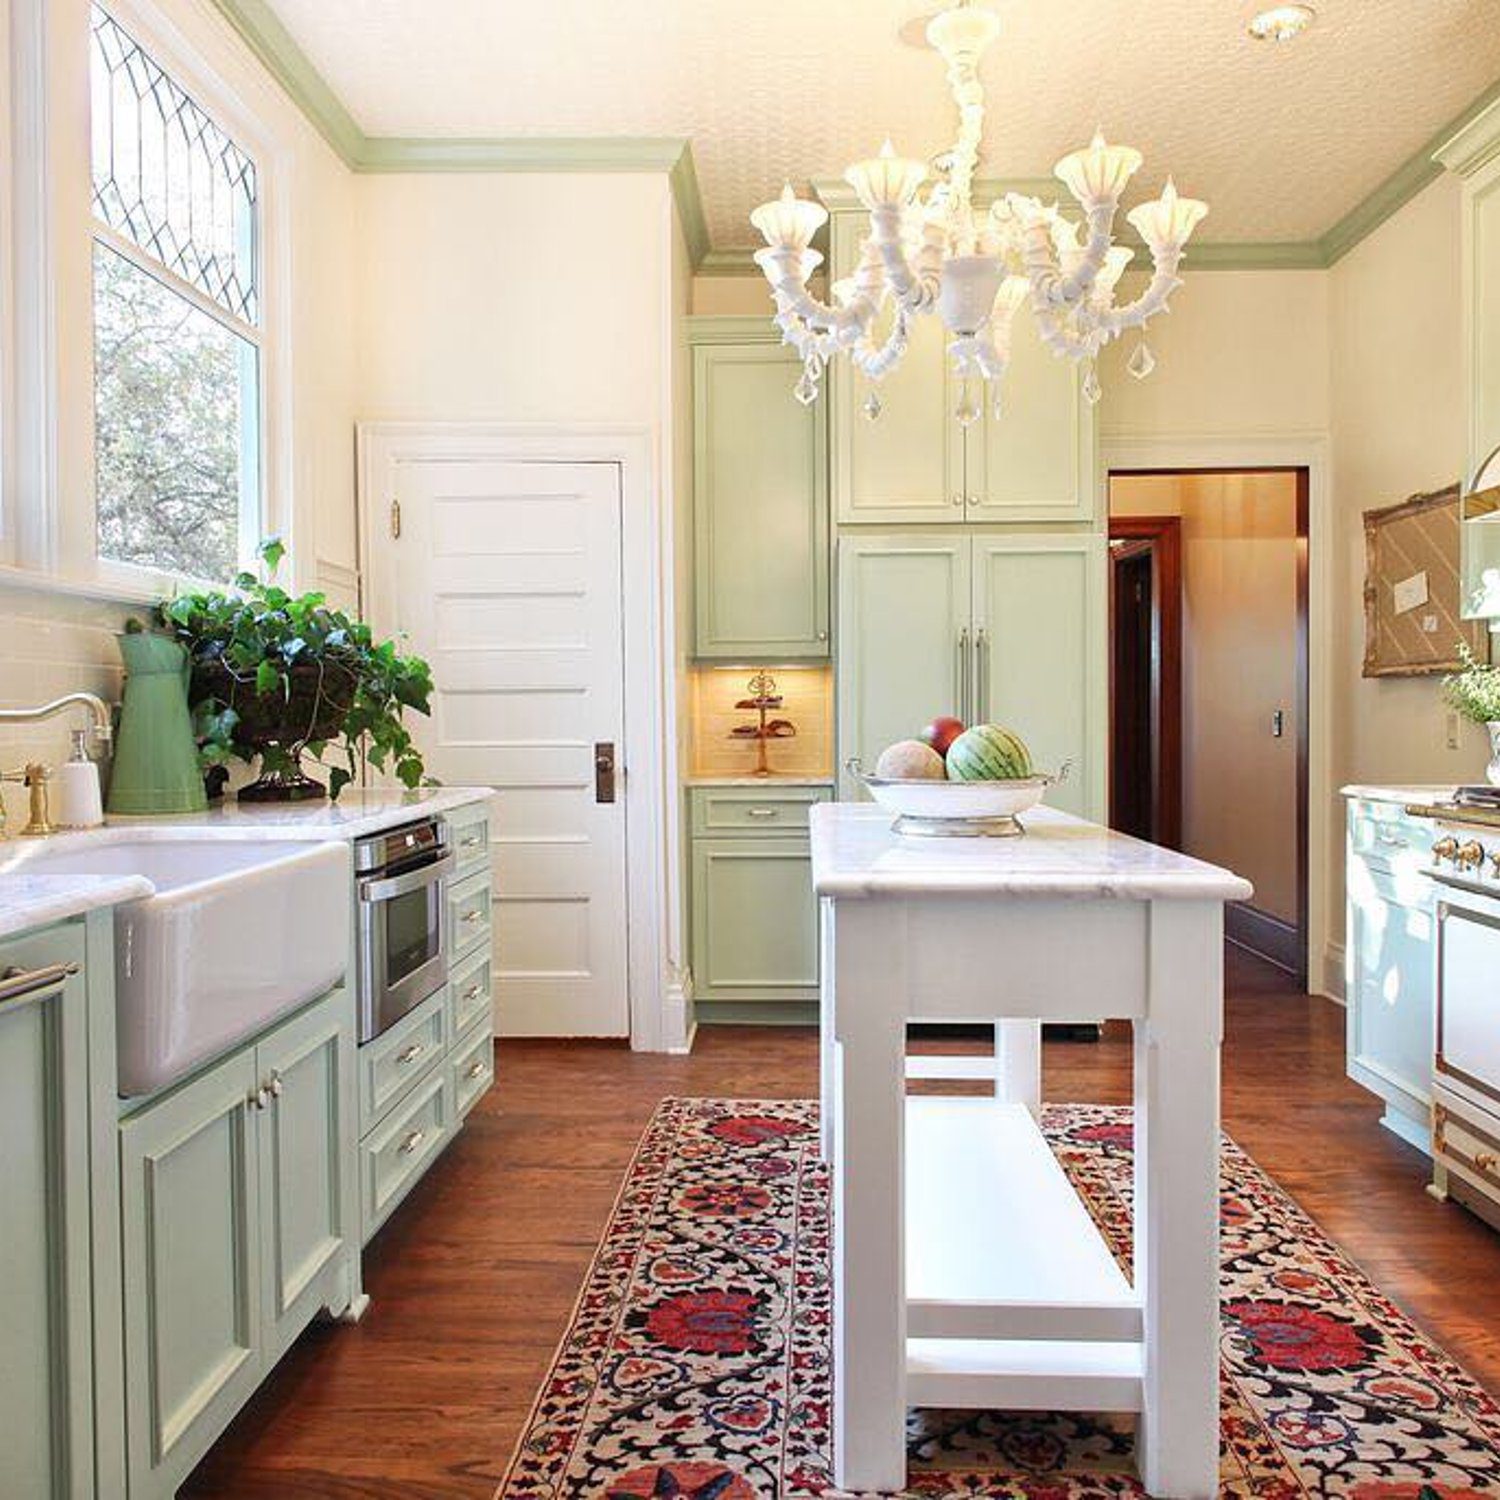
691,328,829,658
826,207,1097,526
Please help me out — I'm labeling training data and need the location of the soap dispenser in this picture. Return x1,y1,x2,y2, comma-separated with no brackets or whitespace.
57,728,105,828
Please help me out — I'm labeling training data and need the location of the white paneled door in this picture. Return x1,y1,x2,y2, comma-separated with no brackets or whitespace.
367,458,629,1037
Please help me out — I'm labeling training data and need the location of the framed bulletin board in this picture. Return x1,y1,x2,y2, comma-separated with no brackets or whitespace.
1363,483,1490,677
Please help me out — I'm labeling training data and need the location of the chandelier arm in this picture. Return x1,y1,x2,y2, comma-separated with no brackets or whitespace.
853,305,911,380
1098,251,1184,336
1032,302,1098,361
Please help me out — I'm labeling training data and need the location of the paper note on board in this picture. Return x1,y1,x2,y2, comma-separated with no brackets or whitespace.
1392,571,1429,616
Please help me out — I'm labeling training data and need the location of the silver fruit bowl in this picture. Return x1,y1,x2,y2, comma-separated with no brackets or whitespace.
848,757,1070,838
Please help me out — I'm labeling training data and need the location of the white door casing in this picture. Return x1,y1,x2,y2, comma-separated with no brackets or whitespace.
362,444,635,1039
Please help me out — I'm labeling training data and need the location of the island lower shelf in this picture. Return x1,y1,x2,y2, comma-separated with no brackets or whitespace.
904,1095,1144,1412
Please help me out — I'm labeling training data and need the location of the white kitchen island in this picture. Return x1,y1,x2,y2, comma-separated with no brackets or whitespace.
811,802,1251,1498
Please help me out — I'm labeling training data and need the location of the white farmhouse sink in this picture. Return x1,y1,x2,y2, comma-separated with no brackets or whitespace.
2,839,349,1095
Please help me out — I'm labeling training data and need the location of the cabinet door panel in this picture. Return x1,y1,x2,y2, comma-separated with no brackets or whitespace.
692,838,819,1002
694,343,829,657
830,215,960,525
967,303,1096,523
120,1048,263,1496
972,535,1106,818
259,992,352,1359
0,926,90,1500
837,536,971,798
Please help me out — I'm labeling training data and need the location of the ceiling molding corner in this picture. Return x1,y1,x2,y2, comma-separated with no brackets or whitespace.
668,143,712,268
210,0,366,166
697,248,763,277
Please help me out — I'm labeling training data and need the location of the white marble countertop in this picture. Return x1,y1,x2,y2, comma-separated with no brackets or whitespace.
684,775,834,787
810,803,1253,902
0,787,492,939
1342,784,1458,805
0,873,153,940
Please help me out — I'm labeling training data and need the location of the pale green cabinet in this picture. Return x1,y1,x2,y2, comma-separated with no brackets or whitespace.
0,924,93,1500
120,986,354,1498
837,533,1105,817
690,329,830,658
689,785,832,1012
827,211,1096,526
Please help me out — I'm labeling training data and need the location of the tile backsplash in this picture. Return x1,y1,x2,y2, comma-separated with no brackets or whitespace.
0,581,135,825
688,663,833,779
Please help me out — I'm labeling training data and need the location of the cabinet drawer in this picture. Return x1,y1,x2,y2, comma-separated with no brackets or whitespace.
1435,1092,1500,1199
689,785,831,837
1349,802,1434,874
448,870,493,961
359,986,447,1132
447,803,491,880
362,1068,451,1241
452,1020,495,1119
449,944,493,1038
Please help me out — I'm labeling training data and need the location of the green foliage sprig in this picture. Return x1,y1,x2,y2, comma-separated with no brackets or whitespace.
1443,641,1500,727
153,538,434,799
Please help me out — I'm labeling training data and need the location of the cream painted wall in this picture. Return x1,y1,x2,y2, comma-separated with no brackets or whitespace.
1112,471,1302,926
1329,175,1478,786
355,173,673,427
0,0,357,824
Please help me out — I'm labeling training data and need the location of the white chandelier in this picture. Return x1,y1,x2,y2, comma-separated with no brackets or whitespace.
750,0,1208,420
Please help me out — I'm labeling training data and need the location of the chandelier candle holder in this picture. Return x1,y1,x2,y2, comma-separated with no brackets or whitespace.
750,0,1207,419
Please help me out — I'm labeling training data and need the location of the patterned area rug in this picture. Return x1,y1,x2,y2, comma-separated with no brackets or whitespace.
497,1098,1500,1498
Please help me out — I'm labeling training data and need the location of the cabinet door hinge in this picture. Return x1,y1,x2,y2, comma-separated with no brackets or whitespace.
389,498,402,539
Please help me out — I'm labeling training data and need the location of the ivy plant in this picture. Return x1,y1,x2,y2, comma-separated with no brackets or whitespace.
153,538,434,799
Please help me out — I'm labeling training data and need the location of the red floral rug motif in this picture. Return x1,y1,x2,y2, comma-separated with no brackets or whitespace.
496,1099,1500,1497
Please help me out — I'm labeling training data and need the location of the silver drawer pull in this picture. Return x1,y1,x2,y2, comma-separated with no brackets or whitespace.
398,1129,425,1156
267,1069,284,1099
463,982,484,1002
0,961,78,1006
1375,831,1408,848
460,834,483,849
466,1058,487,1080
746,807,778,819
396,1043,425,1066
462,909,483,925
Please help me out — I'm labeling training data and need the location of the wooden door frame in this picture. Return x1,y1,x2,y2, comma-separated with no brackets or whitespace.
1108,515,1183,850
354,423,681,1052
1104,440,1328,996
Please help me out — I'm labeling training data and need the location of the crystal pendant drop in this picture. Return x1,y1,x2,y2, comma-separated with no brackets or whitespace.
793,373,818,406
1127,340,1156,381
862,390,883,422
1082,364,1102,405
955,382,981,428
990,393,1004,422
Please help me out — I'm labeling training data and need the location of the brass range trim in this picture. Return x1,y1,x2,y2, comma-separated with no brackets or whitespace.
1404,802,1500,830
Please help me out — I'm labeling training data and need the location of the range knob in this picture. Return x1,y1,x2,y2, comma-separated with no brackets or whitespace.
1490,849,1500,880
1433,835,1459,863
1457,840,1486,872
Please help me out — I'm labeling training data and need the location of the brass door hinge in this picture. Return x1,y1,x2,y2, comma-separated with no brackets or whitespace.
390,498,402,539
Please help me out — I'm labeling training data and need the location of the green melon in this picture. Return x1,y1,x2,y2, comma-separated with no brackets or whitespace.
945,724,1033,781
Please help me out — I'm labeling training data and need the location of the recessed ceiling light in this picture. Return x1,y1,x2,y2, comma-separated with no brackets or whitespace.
1248,4,1317,42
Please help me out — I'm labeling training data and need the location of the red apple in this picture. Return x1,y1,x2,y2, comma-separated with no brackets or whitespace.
919,715,965,757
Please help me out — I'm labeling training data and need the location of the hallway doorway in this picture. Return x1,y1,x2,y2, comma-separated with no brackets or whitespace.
1108,469,1309,985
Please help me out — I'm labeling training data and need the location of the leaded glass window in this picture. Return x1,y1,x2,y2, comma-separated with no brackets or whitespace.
88,5,262,583
90,5,258,324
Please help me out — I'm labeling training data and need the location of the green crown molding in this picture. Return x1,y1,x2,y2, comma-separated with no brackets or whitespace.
210,0,1497,279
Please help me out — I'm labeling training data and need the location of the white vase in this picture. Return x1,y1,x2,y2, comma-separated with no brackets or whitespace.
1488,722,1500,787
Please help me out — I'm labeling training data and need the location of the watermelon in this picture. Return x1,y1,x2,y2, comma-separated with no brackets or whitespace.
945,724,1033,781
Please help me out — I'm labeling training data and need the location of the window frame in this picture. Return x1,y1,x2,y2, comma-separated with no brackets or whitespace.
85,0,270,592
33,0,289,602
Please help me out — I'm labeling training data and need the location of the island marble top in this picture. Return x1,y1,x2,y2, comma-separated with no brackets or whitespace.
810,802,1253,902
0,787,492,940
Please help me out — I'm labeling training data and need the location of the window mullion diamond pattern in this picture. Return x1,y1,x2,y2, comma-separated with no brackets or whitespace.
89,5,258,327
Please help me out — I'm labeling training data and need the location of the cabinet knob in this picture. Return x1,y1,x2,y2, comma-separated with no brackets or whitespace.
267,1069,284,1099
1477,1151,1497,1174
398,1129,426,1157
396,1042,425,1066
466,1058,487,1081
950,493,963,507
463,982,484,1003
817,629,828,641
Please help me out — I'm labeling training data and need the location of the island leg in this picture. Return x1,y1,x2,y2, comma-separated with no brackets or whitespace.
1134,899,1223,1500
994,1019,1041,1117
830,899,909,1493
819,896,835,1162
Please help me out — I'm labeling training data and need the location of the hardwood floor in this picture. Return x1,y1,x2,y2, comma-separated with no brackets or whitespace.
185,949,1500,1498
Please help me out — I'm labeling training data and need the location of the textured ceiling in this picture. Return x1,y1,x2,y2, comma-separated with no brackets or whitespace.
265,0,1500,247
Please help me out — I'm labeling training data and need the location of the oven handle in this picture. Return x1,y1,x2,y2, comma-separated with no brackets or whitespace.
358,850,455,903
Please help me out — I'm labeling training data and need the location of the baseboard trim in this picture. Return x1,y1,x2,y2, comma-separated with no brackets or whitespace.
696,1001,819,1027
1321,942,1347,1005
1225,904,1301,977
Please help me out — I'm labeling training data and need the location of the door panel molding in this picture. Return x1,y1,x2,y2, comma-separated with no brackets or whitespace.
356,424,676,1051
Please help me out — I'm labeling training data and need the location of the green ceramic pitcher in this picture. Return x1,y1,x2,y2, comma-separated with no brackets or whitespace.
107,632,208,815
